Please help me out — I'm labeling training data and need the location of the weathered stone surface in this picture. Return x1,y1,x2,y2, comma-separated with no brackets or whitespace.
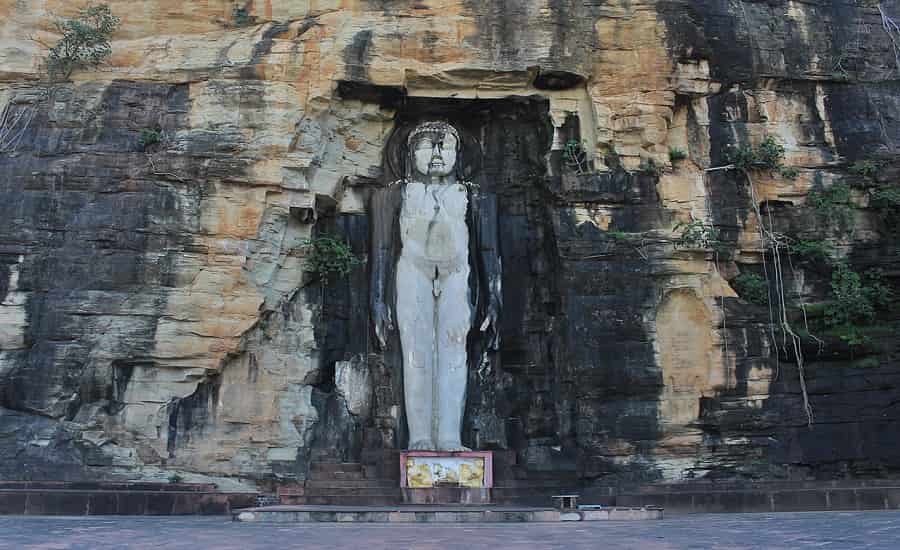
0,0,898,493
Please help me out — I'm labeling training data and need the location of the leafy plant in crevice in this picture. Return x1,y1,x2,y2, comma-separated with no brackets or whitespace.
788,239,834,265
45,4,120,82
302,235,363,280
563,139,588,175
669,147,687,163
168,473,184,484
638,157,663,177
732,272,769,306
722,135,798,179
807,182,854,234
232,4,257,27
138,128,161,151
849,159,880,179
779,166,800,179
755,135,786,171
871,184,900,229
824,263,893,346
673,219,723,252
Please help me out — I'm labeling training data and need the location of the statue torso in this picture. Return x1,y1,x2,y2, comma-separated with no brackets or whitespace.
399,181,469,266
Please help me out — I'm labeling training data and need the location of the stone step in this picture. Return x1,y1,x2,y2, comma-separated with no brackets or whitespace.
305,480,399,489
303,487,403,497
363,464,400,480
492,480,585,488
505,469,579,481
282,495,404,506
310,462,363,473
308,470,366,481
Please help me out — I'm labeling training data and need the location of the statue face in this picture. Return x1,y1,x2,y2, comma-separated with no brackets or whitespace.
412,131,458,177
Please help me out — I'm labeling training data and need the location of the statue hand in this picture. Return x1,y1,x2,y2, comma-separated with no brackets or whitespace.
374,308,393,350
479,308,500,350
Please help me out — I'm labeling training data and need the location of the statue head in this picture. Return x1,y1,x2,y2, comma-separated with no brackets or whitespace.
407,121,460,179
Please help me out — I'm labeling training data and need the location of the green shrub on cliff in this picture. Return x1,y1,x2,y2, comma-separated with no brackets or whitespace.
789,239,834,264
825,263,893,345
808,182,854,233
302,235,362,279
872,186,900,210
724,135,798,178
638,157,663,177
673,219,723,251
849,160,880,179
668,147,687,163
232,6,257,27
46,4,120,82
138,128,161,150
733,272,769,305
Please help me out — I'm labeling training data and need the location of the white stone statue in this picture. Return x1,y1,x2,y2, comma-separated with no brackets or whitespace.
370,120,502,452
396,122,471,451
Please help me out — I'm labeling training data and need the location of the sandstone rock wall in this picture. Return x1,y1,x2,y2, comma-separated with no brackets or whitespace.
1,0,898,488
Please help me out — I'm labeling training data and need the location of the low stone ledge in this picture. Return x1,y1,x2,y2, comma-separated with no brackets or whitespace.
0,488,257,516
231,505,663,523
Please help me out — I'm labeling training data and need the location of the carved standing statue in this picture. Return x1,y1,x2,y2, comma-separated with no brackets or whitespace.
370,120,502,452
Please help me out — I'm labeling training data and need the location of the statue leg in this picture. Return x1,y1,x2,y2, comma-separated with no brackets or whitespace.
396,256,436,450
435,265,472,452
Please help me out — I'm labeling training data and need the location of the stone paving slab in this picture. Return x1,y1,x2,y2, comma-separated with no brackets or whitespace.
1,511,900,549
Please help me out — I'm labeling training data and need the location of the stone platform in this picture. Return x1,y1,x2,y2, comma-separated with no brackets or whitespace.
232,504,663,523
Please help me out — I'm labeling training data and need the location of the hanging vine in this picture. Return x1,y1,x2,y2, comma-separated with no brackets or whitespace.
705,136,815,426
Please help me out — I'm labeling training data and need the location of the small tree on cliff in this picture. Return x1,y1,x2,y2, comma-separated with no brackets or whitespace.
46,4,120,82
2,4,120,153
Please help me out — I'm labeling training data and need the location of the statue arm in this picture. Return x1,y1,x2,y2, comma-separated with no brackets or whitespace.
473,191,502,350
370,184,402,350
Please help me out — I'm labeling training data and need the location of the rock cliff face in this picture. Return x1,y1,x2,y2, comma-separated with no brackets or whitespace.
1,0,899,488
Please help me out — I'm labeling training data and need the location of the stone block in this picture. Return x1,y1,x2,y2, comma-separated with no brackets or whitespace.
580,509,610,521
388,511,416,522
531,510,561,522
772,491,828,512
0,492,27,515
855,489,889,511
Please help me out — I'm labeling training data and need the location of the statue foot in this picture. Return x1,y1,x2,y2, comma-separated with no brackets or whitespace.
408,439,436,451
436,440,471,452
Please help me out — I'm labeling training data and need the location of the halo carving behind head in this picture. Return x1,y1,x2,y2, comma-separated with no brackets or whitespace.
384,119,481,183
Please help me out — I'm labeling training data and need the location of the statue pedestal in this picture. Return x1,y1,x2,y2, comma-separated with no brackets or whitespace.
400,451,493,505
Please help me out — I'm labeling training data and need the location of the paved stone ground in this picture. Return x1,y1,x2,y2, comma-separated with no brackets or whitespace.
1,511,899,549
